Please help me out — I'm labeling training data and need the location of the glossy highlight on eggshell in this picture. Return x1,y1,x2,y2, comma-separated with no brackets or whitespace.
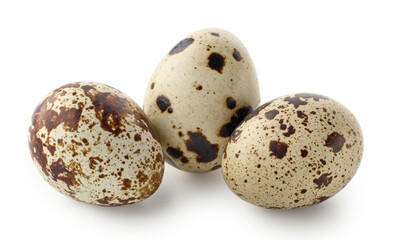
222,93,363,209
143,28,260,173
28,82,165,206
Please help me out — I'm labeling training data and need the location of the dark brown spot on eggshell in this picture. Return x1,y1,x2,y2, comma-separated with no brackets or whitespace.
57,139,64,147
208,52,225,73
211,165,221,170
148,169,164,193
81,85,94,93
226,97,236,109
155,153,163,165
32,99,84,135
136,171,148,184
284,93,328,108
219,106,253,137
283,126,295,137
121,178,132,190
296,110,308,126
156,96,171,112
313,173,333,188
117,197,137,205
325,132,346,153
150,83,155,89
210,32,219,37
134,134,141,141
46,144,56,156
169,38,194,55
97,196,112,205
269,141,288,159
89,156,103,170
166,147,184,159
81,85,136,137
284,96,307,109
185,131,219,163
244,99,275,122
316,196,330,203
265,110,279,120
49,158,77,190
233,48,243,61
300,149,308,158
165,146,188,164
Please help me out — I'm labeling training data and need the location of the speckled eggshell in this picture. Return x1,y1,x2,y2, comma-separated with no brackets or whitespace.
28,82,164,206
143,28,260,173
222,93,363,209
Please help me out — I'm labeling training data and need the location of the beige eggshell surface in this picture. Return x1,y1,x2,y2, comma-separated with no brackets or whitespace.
143,28,260,173
28,82,164,206
222,93,363,209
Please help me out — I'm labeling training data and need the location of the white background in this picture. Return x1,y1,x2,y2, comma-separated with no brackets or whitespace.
1,1,392,239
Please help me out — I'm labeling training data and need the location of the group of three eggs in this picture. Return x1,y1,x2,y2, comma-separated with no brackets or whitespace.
28,28,363,209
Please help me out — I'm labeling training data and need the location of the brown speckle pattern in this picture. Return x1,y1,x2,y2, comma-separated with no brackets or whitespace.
222,93,363,209
28,82,165,206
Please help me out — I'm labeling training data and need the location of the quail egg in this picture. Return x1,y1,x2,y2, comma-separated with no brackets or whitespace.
143,28,260,172
222,93,363,209
28,82,164,206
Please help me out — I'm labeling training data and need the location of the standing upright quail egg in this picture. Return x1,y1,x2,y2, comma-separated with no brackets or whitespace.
143,28,260,173
222,93,363,209
28,82,164,206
